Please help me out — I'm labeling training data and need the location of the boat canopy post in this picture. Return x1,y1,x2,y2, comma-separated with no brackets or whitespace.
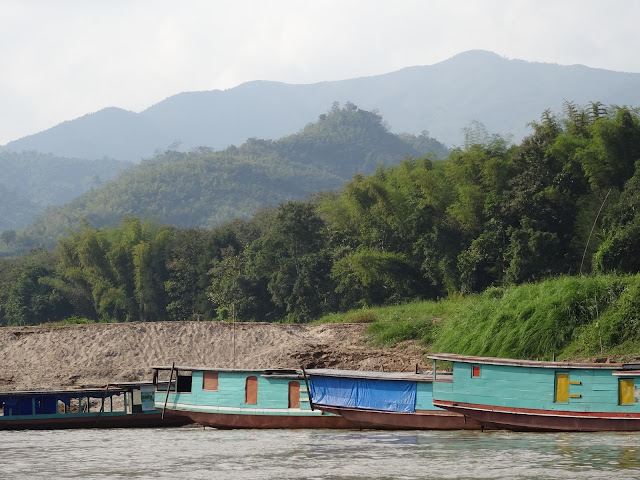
100,383,110,414
433,360,437,380
301,367,314,411
162,362,175,420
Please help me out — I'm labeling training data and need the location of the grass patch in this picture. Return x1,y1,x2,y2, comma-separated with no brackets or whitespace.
41,316,99,327
317,274,640,361
345,310,377,323
433,275,636,359
316,299,459,346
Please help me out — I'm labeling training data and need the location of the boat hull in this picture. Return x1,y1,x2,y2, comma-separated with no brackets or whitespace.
317,406,480,430
434,400,640,432
166,408,355,429
0,412,191,430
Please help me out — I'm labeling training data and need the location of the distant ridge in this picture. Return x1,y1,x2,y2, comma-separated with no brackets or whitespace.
19,103,445,245
4,50,640,162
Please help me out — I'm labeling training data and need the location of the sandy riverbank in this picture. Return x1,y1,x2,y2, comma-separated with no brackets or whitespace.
0,321,428,391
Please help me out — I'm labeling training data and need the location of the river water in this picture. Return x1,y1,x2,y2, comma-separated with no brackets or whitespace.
1,426,640,479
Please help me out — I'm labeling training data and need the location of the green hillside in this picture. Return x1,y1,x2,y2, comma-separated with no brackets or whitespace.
15,103,446,249
0,151,130,231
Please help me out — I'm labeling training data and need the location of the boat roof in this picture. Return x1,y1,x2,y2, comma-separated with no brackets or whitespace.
427,353,637,370
613,370,640,376
0,382,155,397
305,368,438,382
152,365,300,375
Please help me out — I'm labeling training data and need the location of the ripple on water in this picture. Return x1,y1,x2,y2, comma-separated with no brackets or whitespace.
1,427,640,479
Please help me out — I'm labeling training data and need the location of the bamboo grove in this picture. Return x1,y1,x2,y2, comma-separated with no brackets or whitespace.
2,102,640,326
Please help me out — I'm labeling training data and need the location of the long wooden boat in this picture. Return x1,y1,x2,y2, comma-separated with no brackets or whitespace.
306,368,479,430
152,365,354,429
429,353,640,432
0,382,191,430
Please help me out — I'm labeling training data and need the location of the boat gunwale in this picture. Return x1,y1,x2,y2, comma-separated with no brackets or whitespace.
151,365,301,376
427,353,629,369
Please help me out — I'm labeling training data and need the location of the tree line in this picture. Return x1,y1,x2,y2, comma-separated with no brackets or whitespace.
2,102,640,326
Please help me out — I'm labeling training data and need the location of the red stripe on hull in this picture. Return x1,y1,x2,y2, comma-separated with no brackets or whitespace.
0,412,191,430
316,406,480,430
174,410,355,429
434,400,640,432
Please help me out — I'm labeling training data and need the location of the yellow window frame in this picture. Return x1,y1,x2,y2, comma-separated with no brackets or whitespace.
555,373,569,403
619,378,635,405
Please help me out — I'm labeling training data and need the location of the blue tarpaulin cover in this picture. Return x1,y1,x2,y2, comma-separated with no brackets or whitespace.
309,375,416,413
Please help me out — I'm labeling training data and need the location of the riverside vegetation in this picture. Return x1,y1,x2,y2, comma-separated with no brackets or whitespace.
1,101,640,361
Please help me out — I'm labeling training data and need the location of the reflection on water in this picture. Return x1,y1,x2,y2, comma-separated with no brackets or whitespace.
1,426,640,479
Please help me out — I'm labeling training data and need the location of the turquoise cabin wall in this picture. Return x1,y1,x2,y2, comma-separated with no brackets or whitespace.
156,371,310,412
433,362,640,413
415,382,442,411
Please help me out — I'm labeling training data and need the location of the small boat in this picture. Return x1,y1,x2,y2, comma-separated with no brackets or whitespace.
429,353,640,432
306,368,480,430
151,365,354,429
0,382,191,430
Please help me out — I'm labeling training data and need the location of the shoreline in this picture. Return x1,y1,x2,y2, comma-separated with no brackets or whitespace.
0,321,427,391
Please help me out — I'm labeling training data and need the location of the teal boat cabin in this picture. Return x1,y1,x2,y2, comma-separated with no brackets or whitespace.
429,353,640,432
152,365,353,429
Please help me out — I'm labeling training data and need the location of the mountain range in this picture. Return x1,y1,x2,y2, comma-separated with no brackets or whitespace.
4,50,640,162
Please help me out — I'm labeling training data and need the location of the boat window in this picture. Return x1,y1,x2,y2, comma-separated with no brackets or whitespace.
203,372,219,391
555,373,569,403
288,382,300,409
619,379,635,405
245,376,258,405
176,374,192,393
472,365,481,378
131,389,143,413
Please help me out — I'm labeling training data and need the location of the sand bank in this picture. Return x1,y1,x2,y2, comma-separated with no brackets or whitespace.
0,321,427,390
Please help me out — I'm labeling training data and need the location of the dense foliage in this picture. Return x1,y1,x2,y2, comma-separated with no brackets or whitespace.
2,103,640,335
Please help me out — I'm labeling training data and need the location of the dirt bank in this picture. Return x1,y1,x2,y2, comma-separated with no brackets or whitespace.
0,321,428,391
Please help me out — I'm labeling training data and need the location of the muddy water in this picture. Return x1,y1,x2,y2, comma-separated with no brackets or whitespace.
1,426,640,479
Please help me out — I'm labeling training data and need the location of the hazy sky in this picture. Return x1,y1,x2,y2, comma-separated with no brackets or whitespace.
2,0,640,146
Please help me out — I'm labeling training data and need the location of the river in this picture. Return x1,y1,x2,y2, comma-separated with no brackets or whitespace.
1,426,639,479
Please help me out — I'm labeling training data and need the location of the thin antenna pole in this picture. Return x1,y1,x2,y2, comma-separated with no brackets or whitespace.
580,188,612,275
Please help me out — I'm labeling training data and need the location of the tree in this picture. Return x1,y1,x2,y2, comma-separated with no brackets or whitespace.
4,266,72,326
165,228,211,321
331,248,422,308
246,202,333,322
208,246,250,320
503,218,563,284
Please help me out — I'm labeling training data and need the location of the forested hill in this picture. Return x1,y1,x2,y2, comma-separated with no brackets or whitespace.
0,152,130,231
2,103,640,331
12,104,446,250
5,50,640,161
